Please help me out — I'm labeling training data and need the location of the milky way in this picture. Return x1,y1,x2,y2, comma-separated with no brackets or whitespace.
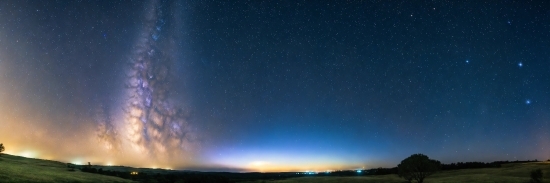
121,0,197,160
95,104,119,152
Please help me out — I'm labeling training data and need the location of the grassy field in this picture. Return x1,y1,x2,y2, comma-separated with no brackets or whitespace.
0,153,134,183
245,162,550,183
1,152,549,183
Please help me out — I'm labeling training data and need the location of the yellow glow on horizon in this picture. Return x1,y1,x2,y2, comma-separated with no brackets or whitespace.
19,150,37,158
239,163,361,172
249,161,270,167
210,154,367,172
71,159,83,165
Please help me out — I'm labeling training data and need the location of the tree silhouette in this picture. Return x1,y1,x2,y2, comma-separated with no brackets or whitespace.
398,154,441,183
0,143,4,155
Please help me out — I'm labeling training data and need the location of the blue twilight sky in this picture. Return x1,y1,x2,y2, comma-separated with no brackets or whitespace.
0,0,549,172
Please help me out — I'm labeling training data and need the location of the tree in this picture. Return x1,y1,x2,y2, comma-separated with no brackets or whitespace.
0,143,4,155
398,154,441,183
530,169,543,183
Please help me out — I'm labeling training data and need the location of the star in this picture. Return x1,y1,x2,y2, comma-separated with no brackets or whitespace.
465,60,469,63
526,100,531,105
518,62,523,67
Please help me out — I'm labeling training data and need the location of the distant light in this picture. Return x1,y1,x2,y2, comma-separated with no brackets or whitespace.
518,62,523,67
466,60,469,63
250,161,269,167
19,151,37,158
526,100,531,104
71,160,83,165
356,170,362,173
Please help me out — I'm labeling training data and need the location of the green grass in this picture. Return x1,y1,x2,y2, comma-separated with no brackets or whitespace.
245,162,550,183
0,153,134,183
2,152,549,183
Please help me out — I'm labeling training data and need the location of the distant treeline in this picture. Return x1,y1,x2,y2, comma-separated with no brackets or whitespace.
319,167,399,176
71,159,546,183
308,159,544,176
77,164,234,183
77,165,306,183
441,160,541,171
441,161,501,170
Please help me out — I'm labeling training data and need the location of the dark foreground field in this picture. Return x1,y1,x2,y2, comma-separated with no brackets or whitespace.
1,153,549,183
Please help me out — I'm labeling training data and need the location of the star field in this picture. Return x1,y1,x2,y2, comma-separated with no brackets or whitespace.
0,0,549,172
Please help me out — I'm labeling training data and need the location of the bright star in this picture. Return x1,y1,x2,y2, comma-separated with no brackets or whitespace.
526,100,531,104
466,60,469,63
518,62,523,67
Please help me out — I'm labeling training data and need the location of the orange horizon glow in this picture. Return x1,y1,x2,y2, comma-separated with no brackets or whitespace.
1,140,368,172
1,150,366,172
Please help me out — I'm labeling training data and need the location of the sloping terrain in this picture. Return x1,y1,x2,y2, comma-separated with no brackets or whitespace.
0,154,134,183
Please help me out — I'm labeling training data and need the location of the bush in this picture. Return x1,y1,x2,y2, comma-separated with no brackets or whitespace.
67,163,76,171
0,143,5,155
530,169,543,183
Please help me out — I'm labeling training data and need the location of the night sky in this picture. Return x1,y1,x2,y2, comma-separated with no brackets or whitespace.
1,0,549,172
